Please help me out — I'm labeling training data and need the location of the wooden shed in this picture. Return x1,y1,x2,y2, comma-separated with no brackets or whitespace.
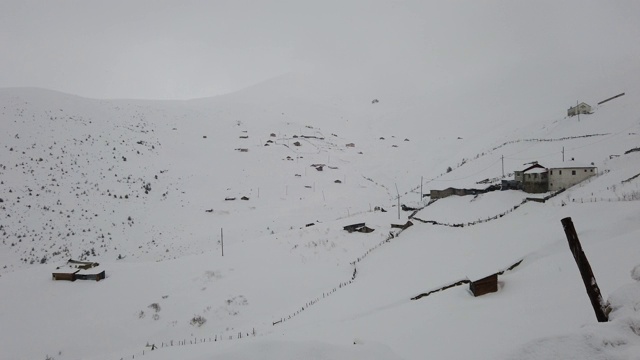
52,270,79,281
357,226,375,233
343,223,366,233
75,269,106,281
343,223,375,234
52,259,105,282
469,273,498,296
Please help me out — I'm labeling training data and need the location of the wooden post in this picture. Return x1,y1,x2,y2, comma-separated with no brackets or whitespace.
395,183,400,220
561,217,608,322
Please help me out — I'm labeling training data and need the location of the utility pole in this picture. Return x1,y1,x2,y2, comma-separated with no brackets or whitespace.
501,155,505,178
562,146,565,162
220,228,224,257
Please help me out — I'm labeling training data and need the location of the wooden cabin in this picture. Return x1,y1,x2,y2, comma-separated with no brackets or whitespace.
52,270,78,281
469,274,498,297
52,259,105,282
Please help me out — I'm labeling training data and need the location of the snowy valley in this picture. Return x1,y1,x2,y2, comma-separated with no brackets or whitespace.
1,75,640,360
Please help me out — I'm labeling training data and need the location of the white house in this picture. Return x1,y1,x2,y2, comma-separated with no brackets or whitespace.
513,161,597,193
547,162,597,191
567,102,592,117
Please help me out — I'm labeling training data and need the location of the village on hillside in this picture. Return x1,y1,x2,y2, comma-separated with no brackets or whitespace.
429,95,626,201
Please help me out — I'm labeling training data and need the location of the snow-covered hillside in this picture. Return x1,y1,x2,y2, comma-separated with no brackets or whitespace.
1,78,640,360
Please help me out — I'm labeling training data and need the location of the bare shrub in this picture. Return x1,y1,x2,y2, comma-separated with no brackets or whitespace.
190,315,207,327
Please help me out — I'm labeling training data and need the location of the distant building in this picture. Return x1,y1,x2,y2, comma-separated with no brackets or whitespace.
567,102,592,117
52,259,105,281
513,161,597,193
500,179,520,190
469,273,499,297
547,163,597,191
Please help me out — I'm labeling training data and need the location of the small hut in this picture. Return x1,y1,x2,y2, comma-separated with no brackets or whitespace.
52,259,105,282
567,102,592,117
52,270,78,281
469,274,498,296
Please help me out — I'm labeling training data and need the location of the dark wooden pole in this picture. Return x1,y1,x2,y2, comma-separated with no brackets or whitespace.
561,217,608,322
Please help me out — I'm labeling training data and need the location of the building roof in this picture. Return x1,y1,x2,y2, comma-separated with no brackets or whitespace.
568,102,591,109
52,268,79,274
521,163,547,173
544,160,596,169
521,161,596,172
54,259,101,273
75,266,105,275
524,167,548,174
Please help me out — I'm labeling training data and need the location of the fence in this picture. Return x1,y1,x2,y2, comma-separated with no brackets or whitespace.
272,223,414,326
411,189,566,228
115,327,257,360
411,259,523,301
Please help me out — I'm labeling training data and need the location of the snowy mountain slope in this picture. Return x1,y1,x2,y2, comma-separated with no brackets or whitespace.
0,80,639,360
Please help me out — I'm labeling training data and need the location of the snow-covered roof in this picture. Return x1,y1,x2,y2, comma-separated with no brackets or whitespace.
52,267,79,274
544,160,596,169
54,260,102,273
76,266,105,275
524,167,548,174
568,102,591,109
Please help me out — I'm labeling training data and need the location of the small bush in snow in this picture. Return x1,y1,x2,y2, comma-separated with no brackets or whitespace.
631,265,640,282
190,315,207,327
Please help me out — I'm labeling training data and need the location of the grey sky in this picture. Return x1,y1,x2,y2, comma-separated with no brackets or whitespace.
1,1,639,100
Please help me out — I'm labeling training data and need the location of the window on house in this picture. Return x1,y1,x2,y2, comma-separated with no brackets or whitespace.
534,173,538,179
591,169,594,172
550,170,553,175
559,170,562,175
572,170,576,175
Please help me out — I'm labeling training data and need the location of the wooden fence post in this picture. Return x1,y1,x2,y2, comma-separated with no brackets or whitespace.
561,217,608,322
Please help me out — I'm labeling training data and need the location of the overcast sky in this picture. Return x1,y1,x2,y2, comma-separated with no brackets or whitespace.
1,1,639,100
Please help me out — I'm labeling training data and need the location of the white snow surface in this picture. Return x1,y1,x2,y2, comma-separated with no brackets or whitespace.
1,75,640,360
